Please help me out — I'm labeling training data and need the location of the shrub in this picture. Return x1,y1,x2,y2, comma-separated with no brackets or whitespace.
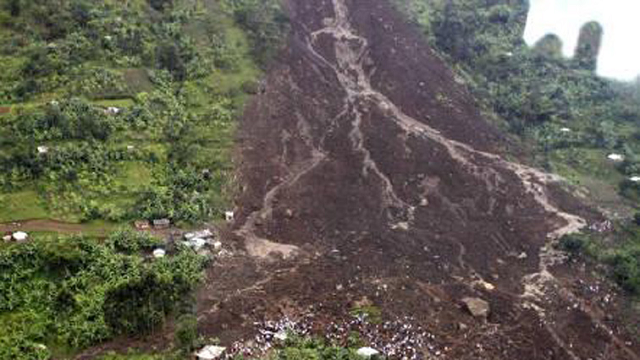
174,314,198,352
558,233,587,256
608,250,640,294
106,228,163,253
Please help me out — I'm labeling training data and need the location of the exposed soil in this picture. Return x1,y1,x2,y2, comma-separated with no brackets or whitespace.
76,0,639,359
0,219,104,234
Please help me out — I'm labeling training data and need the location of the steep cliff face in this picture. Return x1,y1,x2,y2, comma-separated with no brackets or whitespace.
197,1,639,359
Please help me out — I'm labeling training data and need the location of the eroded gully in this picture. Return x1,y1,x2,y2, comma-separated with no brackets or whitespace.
235,0,638,357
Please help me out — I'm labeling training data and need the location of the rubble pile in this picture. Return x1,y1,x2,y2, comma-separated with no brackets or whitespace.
220,314,437,360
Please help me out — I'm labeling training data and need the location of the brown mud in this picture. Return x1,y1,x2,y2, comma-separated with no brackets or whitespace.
76,0,638,358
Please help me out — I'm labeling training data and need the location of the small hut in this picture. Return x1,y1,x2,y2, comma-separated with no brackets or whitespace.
153,219,171,229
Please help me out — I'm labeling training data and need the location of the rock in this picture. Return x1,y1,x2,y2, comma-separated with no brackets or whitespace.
356,347,380,358
213,241,223,251
285,209,294,218
518,252,528,259
392,222,409,231
462,297,490,319
473,280,495,291
195,345,226,360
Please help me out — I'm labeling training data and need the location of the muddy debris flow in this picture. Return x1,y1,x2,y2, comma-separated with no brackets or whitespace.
191,0,640,359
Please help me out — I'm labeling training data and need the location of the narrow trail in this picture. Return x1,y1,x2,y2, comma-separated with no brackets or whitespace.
0,219,112,235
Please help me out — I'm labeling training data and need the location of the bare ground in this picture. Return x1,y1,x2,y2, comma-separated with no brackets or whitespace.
76,0,639,358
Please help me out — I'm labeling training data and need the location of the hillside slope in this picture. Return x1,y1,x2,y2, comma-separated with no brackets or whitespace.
196,0,640,359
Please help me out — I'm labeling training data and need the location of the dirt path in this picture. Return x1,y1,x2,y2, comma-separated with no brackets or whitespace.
191,0,640,359
0,219,108,235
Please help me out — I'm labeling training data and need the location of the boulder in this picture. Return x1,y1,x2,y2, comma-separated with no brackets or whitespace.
462,297,490,319
195,345,226,360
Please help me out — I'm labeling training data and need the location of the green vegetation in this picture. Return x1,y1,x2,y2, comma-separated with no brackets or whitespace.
266,335,379,360
0,1,289,359
560,221,640,295
0,230,205,360
0,0,287,226
397,1,640,199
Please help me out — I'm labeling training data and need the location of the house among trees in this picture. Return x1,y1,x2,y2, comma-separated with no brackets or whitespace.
153,218,170,229
105,107,121,115
37,146,49,154
134,220,151,230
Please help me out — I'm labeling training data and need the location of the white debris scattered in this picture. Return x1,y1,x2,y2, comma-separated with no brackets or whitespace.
273,331,288,341
629,176,640,183
589,220,613,233
607,153,624,162
104,35,113,41
12,231,28,242
193,229,214,239
504,51,514,57
195,345,226,360
183,237,207,251
152,248,166,258
357,347,380,358
37,146,49,154
49,100,59,106
225,211,235,222
223,314,433,360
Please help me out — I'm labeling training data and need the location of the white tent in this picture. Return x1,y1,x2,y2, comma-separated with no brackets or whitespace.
152,248,166,258
12,231,28,241
607,153,624,162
